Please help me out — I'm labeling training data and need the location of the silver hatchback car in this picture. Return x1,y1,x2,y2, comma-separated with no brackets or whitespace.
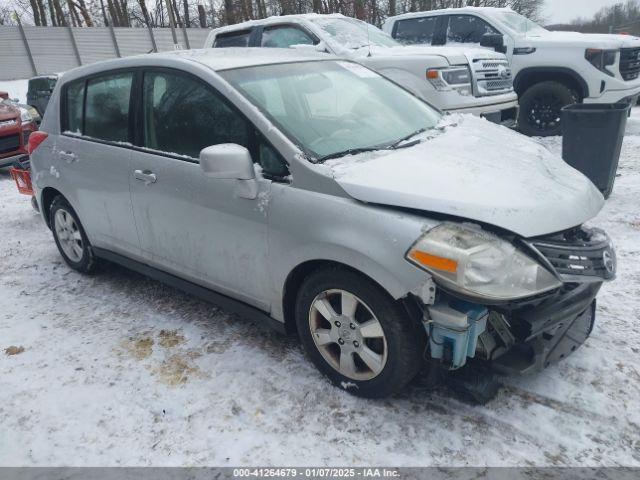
31,48,615,399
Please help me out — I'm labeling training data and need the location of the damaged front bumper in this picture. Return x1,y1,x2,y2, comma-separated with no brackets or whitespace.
422,225,613,376
486,283,599,375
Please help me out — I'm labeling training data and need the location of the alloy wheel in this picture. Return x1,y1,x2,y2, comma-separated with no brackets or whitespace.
527,93,564,133
54,208,84,262
308,289,388,381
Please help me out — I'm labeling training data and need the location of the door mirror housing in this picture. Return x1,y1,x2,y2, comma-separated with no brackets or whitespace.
199,144,255,180
480,33,506,54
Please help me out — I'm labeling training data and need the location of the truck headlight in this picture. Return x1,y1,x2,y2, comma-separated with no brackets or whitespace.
427,67,473,96
406,223,562,302
585,48,617,77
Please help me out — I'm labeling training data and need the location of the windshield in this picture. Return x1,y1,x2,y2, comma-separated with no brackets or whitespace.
221,61,440,161
494,11,547,35
311,17,400,49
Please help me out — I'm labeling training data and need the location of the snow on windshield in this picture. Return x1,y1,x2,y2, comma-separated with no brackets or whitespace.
311,17,399,49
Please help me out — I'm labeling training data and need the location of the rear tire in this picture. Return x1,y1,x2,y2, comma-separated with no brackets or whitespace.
50,196,97,274
295,267,426,398
518,81,578,137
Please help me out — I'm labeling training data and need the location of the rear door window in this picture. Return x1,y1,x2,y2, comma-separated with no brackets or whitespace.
394,17,437,45
214,30,252,47
141,70,249,159
260,26,316,48
447,14,499,44
84,72,133,142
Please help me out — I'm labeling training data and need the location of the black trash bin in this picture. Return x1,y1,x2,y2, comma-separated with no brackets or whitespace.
561,102,630,199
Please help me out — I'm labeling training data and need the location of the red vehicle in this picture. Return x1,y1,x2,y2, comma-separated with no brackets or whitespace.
0,91,38,168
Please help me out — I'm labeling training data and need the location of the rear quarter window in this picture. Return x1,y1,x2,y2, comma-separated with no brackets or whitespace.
64,80,85,134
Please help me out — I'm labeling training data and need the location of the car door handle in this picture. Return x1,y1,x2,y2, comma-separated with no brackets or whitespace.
134,169,157,184
58,151,77,163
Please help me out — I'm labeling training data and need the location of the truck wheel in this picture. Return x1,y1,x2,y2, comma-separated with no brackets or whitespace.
518,81,578,137
295,268,426,398
50,196,97,274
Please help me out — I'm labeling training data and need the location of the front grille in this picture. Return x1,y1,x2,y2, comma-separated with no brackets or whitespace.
471,58,514,96
0,119,17,128
620,47,640,81
23,130,31,145
528,226,615,281
0,134,20,154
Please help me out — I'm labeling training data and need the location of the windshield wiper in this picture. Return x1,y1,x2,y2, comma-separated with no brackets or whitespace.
316,128,428,163
388,128,428,149
316,147,384,163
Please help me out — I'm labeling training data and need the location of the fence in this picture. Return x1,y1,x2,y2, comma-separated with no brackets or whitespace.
0,26,212,81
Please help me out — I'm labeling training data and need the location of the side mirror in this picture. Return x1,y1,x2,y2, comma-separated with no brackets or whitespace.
480,33,506,54
199,144,255,180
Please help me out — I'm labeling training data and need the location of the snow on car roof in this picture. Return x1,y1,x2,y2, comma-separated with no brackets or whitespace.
59,47,331,82
169,47,330,71
210,13,348,34
387,6,512,21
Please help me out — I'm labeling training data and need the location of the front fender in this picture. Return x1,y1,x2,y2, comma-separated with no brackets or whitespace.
266,183,437,321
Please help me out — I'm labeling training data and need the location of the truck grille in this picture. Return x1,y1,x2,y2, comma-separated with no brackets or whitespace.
619,47,640,81
0,134,20,154
527,227,615,281
471,58,513,96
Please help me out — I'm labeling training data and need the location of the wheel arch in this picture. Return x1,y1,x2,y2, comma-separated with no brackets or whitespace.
40,186,65,229
514,67,589,100
281,258,419,336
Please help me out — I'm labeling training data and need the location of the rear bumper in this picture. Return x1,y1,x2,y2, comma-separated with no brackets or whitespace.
0,153,29,168
490,283,600,376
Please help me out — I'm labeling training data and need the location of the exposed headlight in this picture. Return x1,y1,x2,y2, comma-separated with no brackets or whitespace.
427,67,473,96
20,108,32,123
585,48,617,77
406,223,562,302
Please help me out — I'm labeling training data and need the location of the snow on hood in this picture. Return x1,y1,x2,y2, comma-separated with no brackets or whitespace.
326,115,604,238
523,30,640,48
351,45,501,65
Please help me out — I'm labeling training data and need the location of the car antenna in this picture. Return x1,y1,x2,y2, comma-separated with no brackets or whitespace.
366,21,372,57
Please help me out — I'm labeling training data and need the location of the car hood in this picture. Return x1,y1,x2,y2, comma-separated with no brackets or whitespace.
523,31,640,49
352,45,502,65
325,115,604,238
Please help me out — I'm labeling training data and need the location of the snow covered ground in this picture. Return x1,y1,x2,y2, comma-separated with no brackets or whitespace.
1,101,639,466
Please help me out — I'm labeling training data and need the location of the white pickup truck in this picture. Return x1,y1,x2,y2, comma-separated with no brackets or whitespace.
383,7,640,136
204,14,519,125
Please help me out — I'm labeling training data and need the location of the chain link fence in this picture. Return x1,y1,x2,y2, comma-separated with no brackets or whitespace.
0,25,211,81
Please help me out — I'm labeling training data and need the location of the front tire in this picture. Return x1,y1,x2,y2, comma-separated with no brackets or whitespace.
518,81,578,137
50,196,97,274
295,268,426,398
